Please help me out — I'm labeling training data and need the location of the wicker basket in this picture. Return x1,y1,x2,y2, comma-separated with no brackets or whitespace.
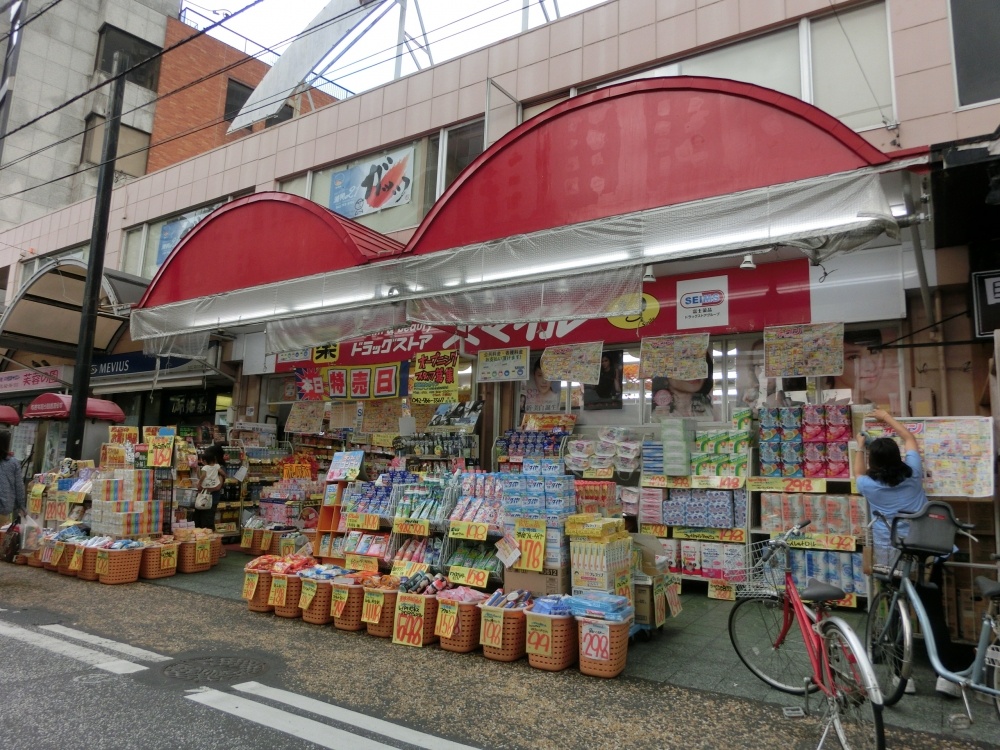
332,583,365,631
247,570,274,612
139,544,179,580
26,549,43,568
76,547,99,581
177,540,212,574
526,612,578,672
300,579,334,625
273,574,303,619
56,544,78,577
209,535,222,566
98,548,143,585
247,529,267,556
481,606,528,662
13,553,28,565
365,590,398,638
439,601,482,654
576,617,631,678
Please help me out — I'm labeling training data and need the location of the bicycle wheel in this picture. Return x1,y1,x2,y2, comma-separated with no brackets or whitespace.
729,596,818,695
864,589,912,706
822,620,885,750
989,631,1000,722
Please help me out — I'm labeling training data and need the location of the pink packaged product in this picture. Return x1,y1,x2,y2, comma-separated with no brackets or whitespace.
802,423,826,443
826,442,849,463
780,441,804,463
723,544,746,582
804,442,826,461
826,424,851,442
781,493,804,528
826,460,850,479
825,404,851,425
659,538,680,572
848,495,868,536
700,542,725,579
680,540,702,577
804,460,826,478
802,404,826,425
803,494,827,533
825,494,850,534
760,493,783,532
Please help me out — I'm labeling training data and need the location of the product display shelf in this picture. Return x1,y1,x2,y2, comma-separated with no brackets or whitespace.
291,435,343,472
494,435,568,475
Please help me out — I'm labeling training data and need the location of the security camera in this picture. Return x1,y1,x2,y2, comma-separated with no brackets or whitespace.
642,265,656,282
740,254,756,270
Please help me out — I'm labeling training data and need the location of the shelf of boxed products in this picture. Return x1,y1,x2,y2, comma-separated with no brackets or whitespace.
493,429,569,474
640,417,750,488
562,428,643,480
290,436,342,470
387,477,460,577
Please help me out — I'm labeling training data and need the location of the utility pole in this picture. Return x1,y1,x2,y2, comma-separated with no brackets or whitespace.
66,51,127,458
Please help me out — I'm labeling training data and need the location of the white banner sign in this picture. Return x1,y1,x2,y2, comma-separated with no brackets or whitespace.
0,366,67,393
676,275,729,330
477,347,529,382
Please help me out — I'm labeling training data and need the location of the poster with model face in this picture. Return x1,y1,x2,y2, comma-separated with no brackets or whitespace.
583,350,624,411
522,355,563,413
650,353,717,421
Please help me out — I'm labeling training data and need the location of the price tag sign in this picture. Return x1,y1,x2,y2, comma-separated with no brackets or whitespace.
692,476,745,489
51,543,65,566
242,571,259,599
615,571,632,603
260,531,274,550
393,593,427,647
435,600,459,639
299,579,318,609
279,537,297,556
268,575,288,606
514,518,546,572
833,593,858,609
68,546,84,571
641,474,668,488
707,580,736,601
195,540,211,564
330,586,350,618
28,484,44,515
94,550,111,575
580,620,611,661
240,529,254,548
447,566,490,588
665,576,683,618
347,513,381,530
345,553,380,572
160,545,177,570
639,524,669,538
392,518,431,536
747,477,827,493
673,528,746,543
391,561,429,578
448,521,490,541
362,590,384,624
775,532,856,551
653,579,667,626
583,466,615,479
480,607,504,649
525,615,553,657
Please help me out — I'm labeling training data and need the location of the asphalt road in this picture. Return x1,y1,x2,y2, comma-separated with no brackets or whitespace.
0,564,995,750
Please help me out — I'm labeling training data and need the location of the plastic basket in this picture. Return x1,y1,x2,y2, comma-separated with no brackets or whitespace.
242,529,265,556
301,580,334,625
209,536,222,566
526,612,578,671
273,574,303,619
177,541,212,574
26,549,43,568
98,548,143,585
13,554,28,565
481,607,528,662
57,544,79,577
576,617,630,678
76,547,99,581
365,590,398,638
439,601,482,654
735,539,788,598
247,570,274,612
139,544,179,580
332,583,365,631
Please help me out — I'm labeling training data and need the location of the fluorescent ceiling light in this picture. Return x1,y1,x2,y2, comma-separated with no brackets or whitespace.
195,307,289,327
477,251,630,284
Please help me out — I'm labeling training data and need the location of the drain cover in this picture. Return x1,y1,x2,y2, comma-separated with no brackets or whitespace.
163,657,267,682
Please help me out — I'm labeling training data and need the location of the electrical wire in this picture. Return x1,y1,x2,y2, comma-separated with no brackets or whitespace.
0,0,67,46
823,0,891,127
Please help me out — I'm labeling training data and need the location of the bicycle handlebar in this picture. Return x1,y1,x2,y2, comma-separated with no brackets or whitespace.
761,519,812,562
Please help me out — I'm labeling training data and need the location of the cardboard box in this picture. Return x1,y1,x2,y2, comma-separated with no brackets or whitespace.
634,581,653,625
503,564,570,597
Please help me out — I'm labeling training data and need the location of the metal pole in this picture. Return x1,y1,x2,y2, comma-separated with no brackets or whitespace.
66,51,127,459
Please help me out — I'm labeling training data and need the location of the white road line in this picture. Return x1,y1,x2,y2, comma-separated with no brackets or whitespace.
186,689,397,750
233,681,480,750
39,624,171,662
0,622,146,674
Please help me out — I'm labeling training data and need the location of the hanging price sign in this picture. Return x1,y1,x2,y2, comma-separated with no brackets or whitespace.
195,540,211,564
240,529,254,548
653,579,667,626
776,532,856,551
514,518,546,572
641,474,668,488
392,518,431,536
28,484,44,515
480,608,504,649
279,537,297,556
160,545,177,570
268,575,288,606
330,586,350,618
242,571,259,599
347,513,381,530
673,528,746,543
707,580,736,601
260,531,274,550
299,579,318,609
95,550,109,575
51,543,65,566
615,572,632,603
392,593,427,647
580,620,611,661
435,600,459,639
68,546,84,571
525,615,553,657
345,553,380,572
390,561,429,578
833,593,858,609
747,477,826,493
448,521,489,541
583,466,615,479
362,590,384,624
639,524,669,538
447,566,491,588
666,577,682,618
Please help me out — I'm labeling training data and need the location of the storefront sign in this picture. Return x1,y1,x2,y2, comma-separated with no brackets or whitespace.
435,600,459,639
294,363,407,401
477,347,529,382
0,366,67,394
393,592,427,647
329,145,414,219
677,275,729,330
411,349,459,405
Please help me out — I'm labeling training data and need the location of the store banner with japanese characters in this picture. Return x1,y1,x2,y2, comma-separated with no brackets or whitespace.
328,146,414,219
293,362,408,401
411,349,459,404
477,347,529,382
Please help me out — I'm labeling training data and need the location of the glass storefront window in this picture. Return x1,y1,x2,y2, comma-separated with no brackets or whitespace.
121,202,223,279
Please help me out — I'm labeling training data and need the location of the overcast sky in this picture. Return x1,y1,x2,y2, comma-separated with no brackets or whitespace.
182,0,604,94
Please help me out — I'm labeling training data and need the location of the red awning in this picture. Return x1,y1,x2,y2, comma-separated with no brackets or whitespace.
0,405,20,425
24,393,126,423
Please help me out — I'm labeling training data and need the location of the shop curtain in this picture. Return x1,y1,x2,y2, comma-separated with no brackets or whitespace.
264,301,407,355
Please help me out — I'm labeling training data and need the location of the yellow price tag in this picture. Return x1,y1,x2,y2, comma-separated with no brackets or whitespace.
299,579,318,609
480,608,504,649
525,614,553,656
639,524,669,537
95,550,110,575
747,477,827,493
279,537,297,556
362,590,384,624
390,560,429,578
674,528,747,543
240,529,254,548
514,518,546,573
242,571,259,599
435,600,459,639
392,518,431,536
330,586,350,618
68,546,84,571
345,553,379,572
448,521,489,541
347,513,381,530
195,540,211,564
260,531,274,550
615,571,632,603
160,545,177,570
393,593,427,647
653,580,667,626
447,566,490,588
707,580,736,601
268,575,288,606
51,543,65,566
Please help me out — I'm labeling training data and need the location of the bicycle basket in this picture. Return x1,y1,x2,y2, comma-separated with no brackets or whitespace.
735,539,787,597
891,500,962,557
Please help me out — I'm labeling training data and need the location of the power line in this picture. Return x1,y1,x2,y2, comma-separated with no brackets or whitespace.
0,0,68,46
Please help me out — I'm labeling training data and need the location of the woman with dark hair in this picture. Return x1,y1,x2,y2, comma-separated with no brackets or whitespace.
194,444,226,530
651,354,715,420
0,429,25,526
853,408,967,696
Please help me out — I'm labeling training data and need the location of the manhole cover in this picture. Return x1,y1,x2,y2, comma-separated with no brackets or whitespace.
163,657,267,682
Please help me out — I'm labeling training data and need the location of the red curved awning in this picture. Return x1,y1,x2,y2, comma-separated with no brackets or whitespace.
0,405,20,425
24,393,126,423
407,76,891,255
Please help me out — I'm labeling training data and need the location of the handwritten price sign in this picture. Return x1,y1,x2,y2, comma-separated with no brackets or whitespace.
362,590,384,624
242,571,259,599
639,524,669,538
345,553,380,572
777,532,856,551
160,545,177,570
391,561,429,578
299,579,318,609
666,578,683,618
260,531,274,550
583,466,615,479
747,477,827,493
580,620,611,661
347,513,381,530
240,529,254,548
615,572,632,603
653,580,667,626
480,608,504,649
707,580,736,601
435,600,459,639
525,615,553,657
95,550,110,575
68,546,84,572
448,521,489,541
447,566,490,588
195,540,211,564
673,527,746,543
514,518,546,573
279,537,297,556
51,543,65,566
268,575,288,606
330,586,350,618
393,593,427,647
392,518,431,536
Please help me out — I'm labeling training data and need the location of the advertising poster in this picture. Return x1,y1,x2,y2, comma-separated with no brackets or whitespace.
764,323,844,378
328,146,414,219
522,354,564,414
294,363,407,401
540,341,603,384
284,402,326,434
108,425,139,445
639,333,710,380
411,350,459,405
477,347,529,383
361,398,403,434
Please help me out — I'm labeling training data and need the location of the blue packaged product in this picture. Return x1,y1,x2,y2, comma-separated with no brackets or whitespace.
759,408,780,428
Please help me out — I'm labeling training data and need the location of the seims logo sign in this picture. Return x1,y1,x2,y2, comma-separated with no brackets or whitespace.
680,290,725,308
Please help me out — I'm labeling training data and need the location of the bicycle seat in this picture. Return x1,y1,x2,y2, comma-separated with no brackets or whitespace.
975,576,1000,600
799,578,845,602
